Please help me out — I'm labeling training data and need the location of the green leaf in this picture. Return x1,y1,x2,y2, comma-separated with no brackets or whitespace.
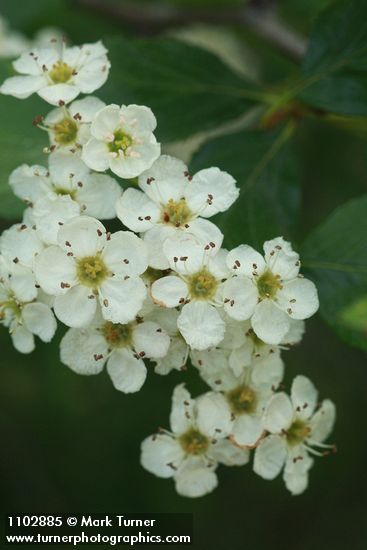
0,61,47,220
299,0,367,115
301,195,367,351
190,123,300,250
104,36,263,142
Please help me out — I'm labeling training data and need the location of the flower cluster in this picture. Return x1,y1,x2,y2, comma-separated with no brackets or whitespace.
0,35,336,498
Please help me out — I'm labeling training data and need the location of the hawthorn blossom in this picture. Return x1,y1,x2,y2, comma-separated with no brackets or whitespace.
9,152,122,244
60,309,170,393
151,238,230,350
223,237,319,344
200,313,304,377
0,256,56,353
34,216,148,328
192,350,284,446
0,222,44,268
82,104,160,179
141,384,249,498
41,96,106,152
0,40,110,105
116,155,238,269
254,375,336,495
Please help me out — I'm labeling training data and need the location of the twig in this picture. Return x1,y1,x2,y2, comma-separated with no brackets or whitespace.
75,0,307,63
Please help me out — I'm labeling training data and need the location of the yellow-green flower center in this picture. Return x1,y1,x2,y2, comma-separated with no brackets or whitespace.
54,187,76,199
161,198,192,227
286,419,310,446
179,428,209,455
76,255,109,288
227,385,257,415
188,269,218,301
49,61,73,84
0,295,23,321
103,322,133,348
53,116,78,145
108,129,133,154
257,269,282,299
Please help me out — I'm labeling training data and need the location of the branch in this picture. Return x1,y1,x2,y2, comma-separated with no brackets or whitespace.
75,0,307,63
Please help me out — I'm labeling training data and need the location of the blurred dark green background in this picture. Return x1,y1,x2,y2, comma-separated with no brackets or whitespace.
0,1,366,549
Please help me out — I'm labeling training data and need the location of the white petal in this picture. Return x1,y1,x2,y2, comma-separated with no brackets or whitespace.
143,225,176,269
291,375,318,419
162,235,206,275
208,438,250,466
54,285,97,327
0,225,43,267
22,302,57,342
99,276,147,324
0,75,46,98
34,246,77,295
109,142,160,179
186,167,239,217
226,245,266,277
151,275,188,308
11,326,35,354
69,96,106,122
38,83,79,105
139,154,188,204
57,216,106,257
282,319,305,345
106,348,147,393
9,163,49,203
102,231,148,277
154,337,188,375
232,415,264,446
170,384,194,435
196,392,233,438
309,399,336,443
177,302,225,350
77,173,122,219
251,300,290,345
133,321,170,359
33,195,81,245
74,57,110,94
263,237,300,280
222,276,258,321
123,104,157,133
116,188,160,232
141,434,184,479
263,393,294,433
9,265,37,302
82,138,110,171
251,352,284,389
90,104,120,139
175,457,218,498
60,327,107,375
186,217,224,254
48,151,89,188
253,435,287,480
277,278,319,320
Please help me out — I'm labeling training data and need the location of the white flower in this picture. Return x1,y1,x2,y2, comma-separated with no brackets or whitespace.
41,96,106,152
34,216,148,328
60,309,170,393
254,375,336,495
0,16,29,58
10,152,122,244
145,307,189,375
206,313,304,377
82,104,160,179
0,256,57,353
223,236,319,344
141,384,249,498
116,155,238,269
192,350,283,446
0,40,110,105
151,238,230,350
